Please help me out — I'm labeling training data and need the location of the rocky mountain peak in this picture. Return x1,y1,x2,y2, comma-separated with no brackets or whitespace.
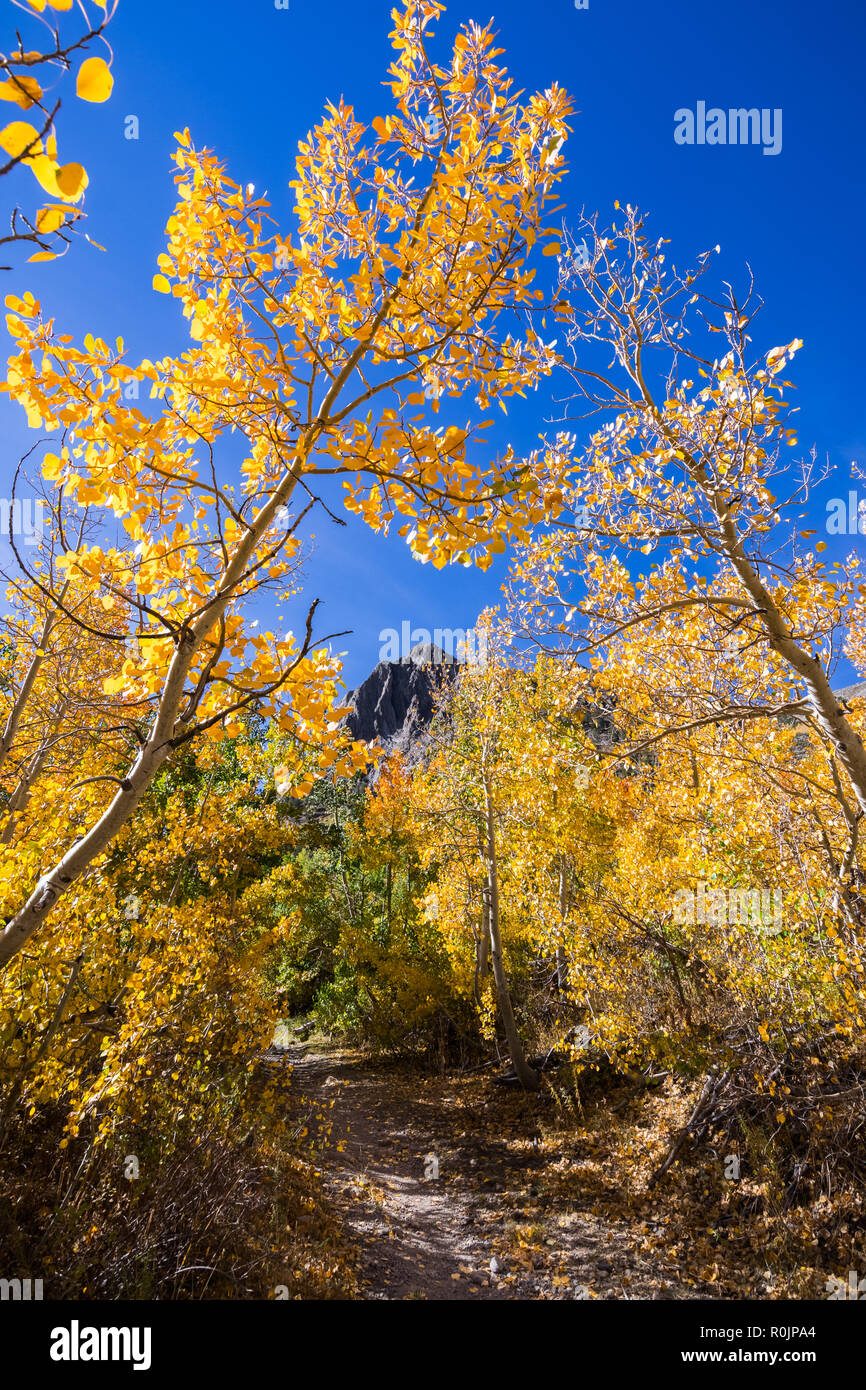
341,645,460,766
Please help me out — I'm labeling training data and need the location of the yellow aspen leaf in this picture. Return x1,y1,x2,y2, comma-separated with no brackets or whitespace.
29,156,62,197
0,121,41,159
55,163,89,201
36,205,69,234
76,57,114,103
152,274,172,294
0,76,43,110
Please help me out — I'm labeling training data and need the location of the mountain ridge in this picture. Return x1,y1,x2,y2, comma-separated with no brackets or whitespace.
341,642,459,766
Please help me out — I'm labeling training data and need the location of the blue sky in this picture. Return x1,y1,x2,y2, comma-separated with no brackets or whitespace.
2,0,864,688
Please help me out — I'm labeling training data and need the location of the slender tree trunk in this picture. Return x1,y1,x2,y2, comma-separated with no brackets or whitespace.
723,527,866,815
474,854,491,982
1,745,49,847
478,926,490,981
482,767,538,1090
477,897,490,980
0,599,65,778
650,404,866,816
0,703,68,847
629,364,866,815
0,463,306,971
473,875,491,1004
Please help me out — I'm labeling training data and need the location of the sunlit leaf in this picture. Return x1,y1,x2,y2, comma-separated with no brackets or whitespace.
76,57,114,104
0,120,41,159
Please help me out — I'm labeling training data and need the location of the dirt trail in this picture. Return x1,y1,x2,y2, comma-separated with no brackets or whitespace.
279,1041,697,1301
